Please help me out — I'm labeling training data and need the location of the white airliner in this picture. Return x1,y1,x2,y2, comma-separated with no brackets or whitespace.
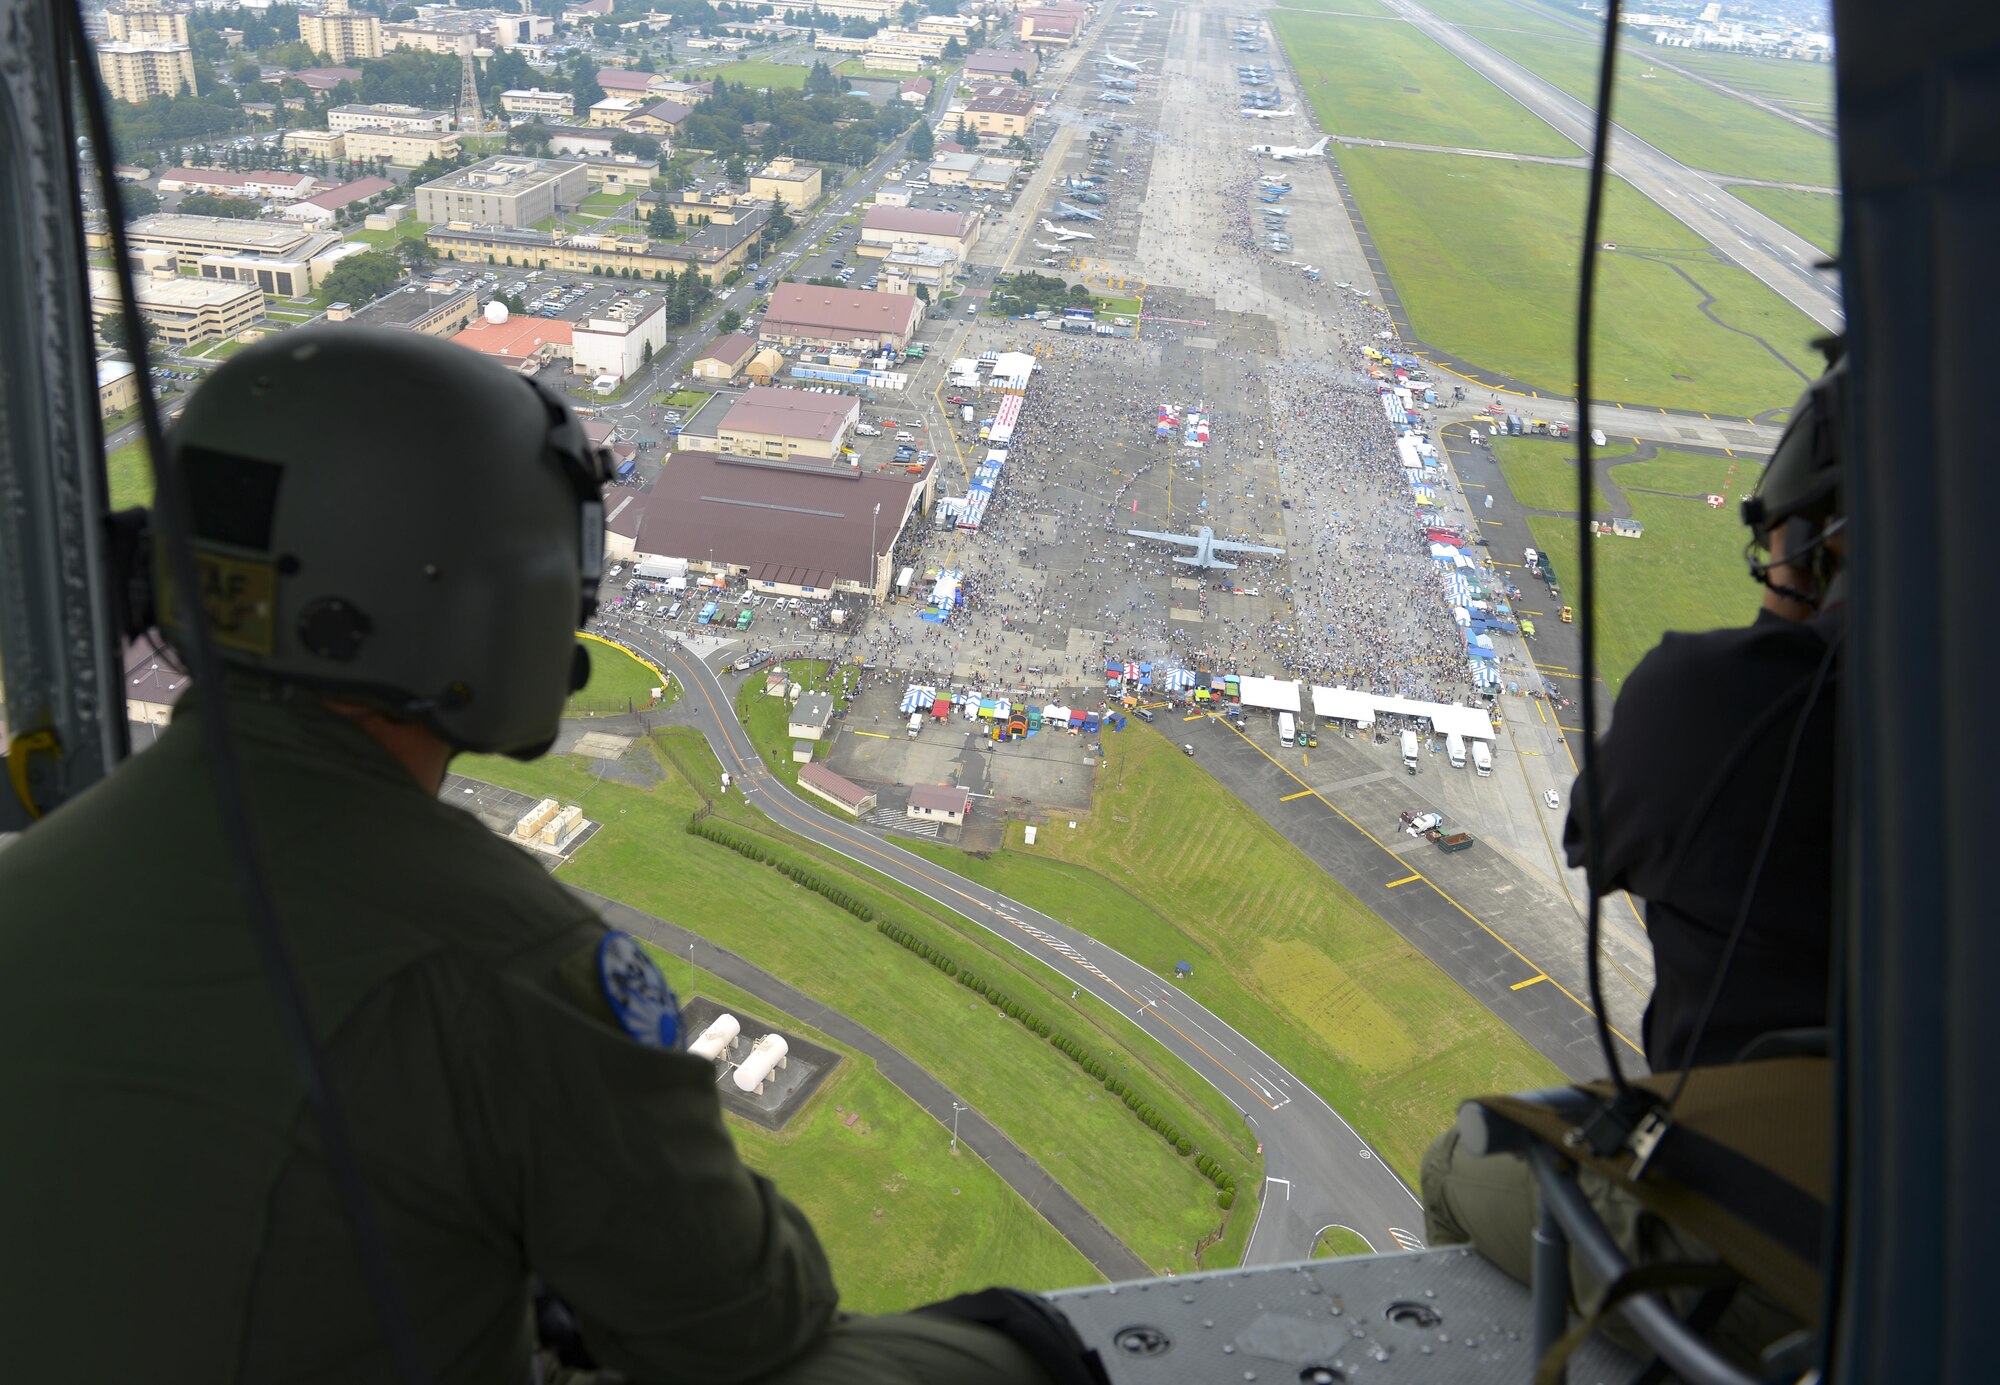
1241,107,1295,121
1039,219,1096,242
1034,242,1069,254
1098,52,1146,72
1250,136,1330,161
1124,4,1160,15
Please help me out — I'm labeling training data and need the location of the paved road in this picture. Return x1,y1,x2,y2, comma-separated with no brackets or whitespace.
1383,0,1842,334
570,886,1149,1282
627,630,1426,1264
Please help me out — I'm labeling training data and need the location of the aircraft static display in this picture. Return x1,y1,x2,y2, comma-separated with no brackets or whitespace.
1250,136,1330,162
1056,201,1106,222
1241,107,1296,121
1039,219,1096,243
1125,526,1287,572
1098,52,1145,72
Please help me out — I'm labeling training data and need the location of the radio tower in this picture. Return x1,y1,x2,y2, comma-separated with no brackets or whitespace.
457,37,484,132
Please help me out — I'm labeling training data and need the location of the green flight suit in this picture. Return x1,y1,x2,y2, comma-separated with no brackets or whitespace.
0,681,1050,1385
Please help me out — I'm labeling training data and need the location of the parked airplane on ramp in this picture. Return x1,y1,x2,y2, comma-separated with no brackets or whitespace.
1126,526,1287,571
1124,5,1159,15
1034,242,1069,254
1098,52,1145,71
1241,107,1295,120
1056,201,1105,221
1250,136,1330,161
1098,92,1135,104
1040,219,1096,242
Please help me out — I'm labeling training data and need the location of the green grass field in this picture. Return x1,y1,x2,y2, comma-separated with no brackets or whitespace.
660,389,713,409
1313,1226,1376,1258
1526,447,1764,692
1490,435,1624,514
905,732,1567,1186
1466,26,1836,187
1633,47,1836,125
712,60,810,90
1731,186,1841,258
1276,0,1395,13
1273,10,1578,156
105,438,152,511
347,219,431,249
679,967,1101,1308
569,637,674,717
453,734,1251,1274
1338,147,1820,416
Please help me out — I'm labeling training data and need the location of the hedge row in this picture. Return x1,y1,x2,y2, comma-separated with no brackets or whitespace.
865,919,1238,1206
685,818,874,921
877,920,959,977
955,969,1055,1038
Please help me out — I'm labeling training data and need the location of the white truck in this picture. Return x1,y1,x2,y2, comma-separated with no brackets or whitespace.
1472,740,1492,777
1278,711,1296,747
907,712,922,739
1400,728,1420,774
1446,732,1466,769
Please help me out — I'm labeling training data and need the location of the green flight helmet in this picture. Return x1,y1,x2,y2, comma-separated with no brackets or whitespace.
157,325,614,759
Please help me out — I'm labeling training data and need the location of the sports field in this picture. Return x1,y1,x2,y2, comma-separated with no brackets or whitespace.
454,734,1256,1275
907,732,1567,1186
711,60,810,90
678,966,1101,1308
1339,147,1820,416
1731,186,1841,258
1524,447,1764,692
1272,10,1577,156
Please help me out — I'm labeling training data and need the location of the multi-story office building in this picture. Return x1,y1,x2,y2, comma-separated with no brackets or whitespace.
300,0,384,64
95,40,196,102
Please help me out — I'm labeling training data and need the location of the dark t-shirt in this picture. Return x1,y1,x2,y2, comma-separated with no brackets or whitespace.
1564,608,1842,1070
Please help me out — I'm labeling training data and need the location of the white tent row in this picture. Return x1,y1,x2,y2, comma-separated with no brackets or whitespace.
1309,686,1496,742
1236,674,1302,713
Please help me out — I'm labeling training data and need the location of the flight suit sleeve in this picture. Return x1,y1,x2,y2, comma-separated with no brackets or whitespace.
466,926,840,1384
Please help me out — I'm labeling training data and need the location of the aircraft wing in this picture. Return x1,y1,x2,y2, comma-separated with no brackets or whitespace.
1206,540,1287,556
1126,529,1204,548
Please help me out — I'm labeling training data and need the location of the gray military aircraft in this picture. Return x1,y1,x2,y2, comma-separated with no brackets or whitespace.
1126,526,1286,570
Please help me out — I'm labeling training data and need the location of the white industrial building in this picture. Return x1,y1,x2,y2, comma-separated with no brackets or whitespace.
571,298,668,384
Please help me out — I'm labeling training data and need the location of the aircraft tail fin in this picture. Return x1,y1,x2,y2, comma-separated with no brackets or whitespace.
1309,137,1329,156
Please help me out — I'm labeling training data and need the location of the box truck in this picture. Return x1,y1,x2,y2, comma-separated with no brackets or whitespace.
1278,711,1296,747
1400,729,1420,774
1447,732,1466,769
1472,740,1492,777
907,712,923,738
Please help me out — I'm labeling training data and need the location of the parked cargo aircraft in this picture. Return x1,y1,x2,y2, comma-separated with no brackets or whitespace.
1039,219,1096,242
1125,526,1286,571
1056,201,1105,221
1250,136,1330,161
1099,52,1145,71
1241,106,1295,120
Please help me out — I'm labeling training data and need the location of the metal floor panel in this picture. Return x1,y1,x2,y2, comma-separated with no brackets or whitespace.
1050,1249,1636,1384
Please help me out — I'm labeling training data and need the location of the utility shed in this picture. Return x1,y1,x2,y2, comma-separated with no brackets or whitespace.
789,691,835,740
906,783,971,825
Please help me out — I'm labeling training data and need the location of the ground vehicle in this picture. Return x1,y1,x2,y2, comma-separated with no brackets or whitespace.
854,423,880,436
1305,731,1318,748
907,712,922,738
608,563,624,578
1559,605,1574,624
1134,707,1154,722
735,609,753,630
1278,711,1296,747
698,601,718,624
1471,740,1492,777
1182,744,1195,756
1400,729,1420,774
896,431,915,442
1523,546,1539,572
667,602,683,620
1543,789,1561,810
960,406,974,423
1446,732,1466,769
1436,832,1476,853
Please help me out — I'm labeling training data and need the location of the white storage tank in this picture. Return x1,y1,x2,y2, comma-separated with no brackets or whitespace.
688,1013,741,1061
732,1033,790,1094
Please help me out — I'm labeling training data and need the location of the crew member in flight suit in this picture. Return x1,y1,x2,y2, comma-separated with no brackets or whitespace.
0,328,1106,1385
1419,354,1848,1366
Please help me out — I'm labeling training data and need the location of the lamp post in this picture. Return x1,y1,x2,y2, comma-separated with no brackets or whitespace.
950,1101,966,1153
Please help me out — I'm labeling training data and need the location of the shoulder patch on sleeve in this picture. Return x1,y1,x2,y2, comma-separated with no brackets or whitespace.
596,930,681,1050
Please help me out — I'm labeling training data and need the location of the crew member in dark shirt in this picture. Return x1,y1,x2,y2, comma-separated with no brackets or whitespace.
1421,354,1847,1360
